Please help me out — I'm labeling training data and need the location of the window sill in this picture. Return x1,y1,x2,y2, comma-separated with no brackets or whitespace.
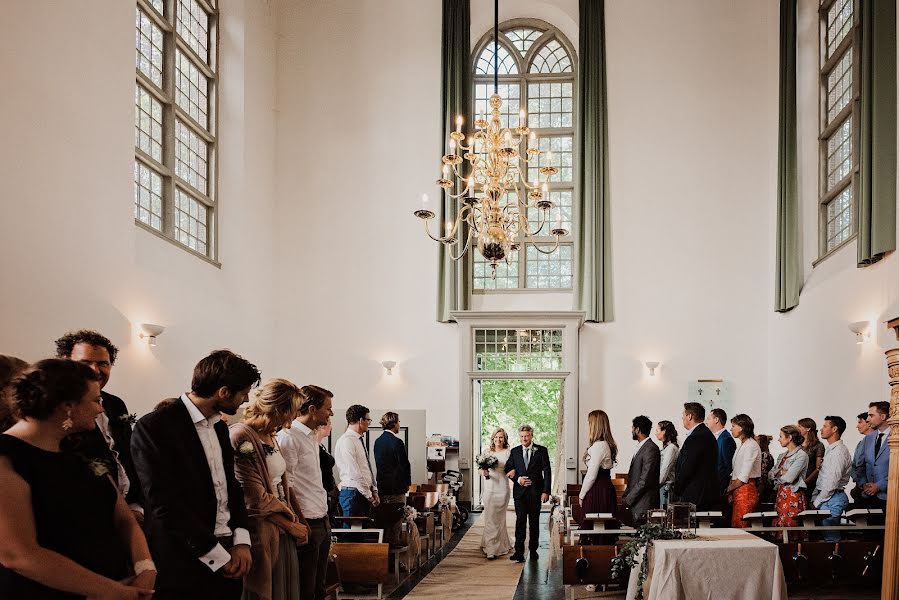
135,220,221,268
812,233,856,268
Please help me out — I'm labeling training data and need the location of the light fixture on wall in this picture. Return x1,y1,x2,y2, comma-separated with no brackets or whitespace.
381,360,397,375
849,321,871,344
644,361,660,376
138,323,165,346
414,0,565,279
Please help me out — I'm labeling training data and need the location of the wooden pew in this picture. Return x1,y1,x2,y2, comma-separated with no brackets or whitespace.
410,483,450,494
562,545,618,593
334,516,373,530
332,542,390,600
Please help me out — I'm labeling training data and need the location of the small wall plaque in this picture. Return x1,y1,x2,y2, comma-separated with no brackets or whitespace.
688,379,732,415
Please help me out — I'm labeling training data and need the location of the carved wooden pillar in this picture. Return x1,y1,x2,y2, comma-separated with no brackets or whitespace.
883,346,899,600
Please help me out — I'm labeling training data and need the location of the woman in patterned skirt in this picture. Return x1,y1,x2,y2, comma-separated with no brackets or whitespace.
726,414,761,528
769,425,809,527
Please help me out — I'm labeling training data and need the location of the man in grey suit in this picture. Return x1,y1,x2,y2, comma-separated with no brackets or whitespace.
623,415,661,524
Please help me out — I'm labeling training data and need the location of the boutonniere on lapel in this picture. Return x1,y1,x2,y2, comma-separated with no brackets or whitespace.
88,458,110,478
118,413,138,427
236,441,256,459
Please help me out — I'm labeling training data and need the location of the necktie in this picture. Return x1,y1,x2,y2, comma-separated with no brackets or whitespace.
875,433,884,457
524,447,531,470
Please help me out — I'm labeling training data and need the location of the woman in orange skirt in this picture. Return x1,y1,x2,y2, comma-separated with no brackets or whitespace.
726,414,761,528
769,425,809,527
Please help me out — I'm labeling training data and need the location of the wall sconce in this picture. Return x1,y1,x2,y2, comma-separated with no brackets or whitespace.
644,361,660,376
849,321,871,344
139,323,165,346
381,360,397,375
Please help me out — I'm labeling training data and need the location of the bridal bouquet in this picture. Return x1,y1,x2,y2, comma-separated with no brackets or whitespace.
475,452,498,480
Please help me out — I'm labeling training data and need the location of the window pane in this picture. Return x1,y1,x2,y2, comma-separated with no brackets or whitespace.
826,0,853,60
825,118,852,191
474,83,521,130
505,28,542,57
135,85,163,162
825,187,852,251
175,189,209,254
134,161,163,231
526,244,572,289
528,190,572,233
529,39,572,74
136,8,163,86
176,0,210,64
175,120,209,194
528,81,573,129
528,136,573,183
826,49,852,124
475,42,518,75
176,50,210,130
473,251,519,290
474,328,563,371
149,0,164,15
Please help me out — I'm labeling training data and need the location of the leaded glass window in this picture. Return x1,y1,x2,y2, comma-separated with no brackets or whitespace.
134,0,217,261
474,328,563,371
471,21,576,291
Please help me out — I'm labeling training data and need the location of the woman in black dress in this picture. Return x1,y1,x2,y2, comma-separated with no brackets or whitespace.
0,359,155,599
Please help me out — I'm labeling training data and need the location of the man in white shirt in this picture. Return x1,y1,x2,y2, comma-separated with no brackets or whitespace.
278,385,334,600
812,416,852,542
334,404,380,519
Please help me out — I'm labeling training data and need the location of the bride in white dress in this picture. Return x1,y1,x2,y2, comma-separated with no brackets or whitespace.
480,428,514,559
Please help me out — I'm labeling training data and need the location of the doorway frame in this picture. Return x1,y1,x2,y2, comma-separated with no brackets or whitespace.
451,311,585,504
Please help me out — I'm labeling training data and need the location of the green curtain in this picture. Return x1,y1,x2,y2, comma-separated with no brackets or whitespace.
574,0,612,322
774,0,801,313
858,0,896,266
436,0,471,323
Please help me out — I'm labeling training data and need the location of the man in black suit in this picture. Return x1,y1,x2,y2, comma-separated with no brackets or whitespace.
132,349,260,599
373,411,411,504
623,415,661,523
56,330,144,519
672,402,719,510
504,424,551,562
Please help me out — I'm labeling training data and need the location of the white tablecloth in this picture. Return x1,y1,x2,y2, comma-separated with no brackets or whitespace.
625,528,787,600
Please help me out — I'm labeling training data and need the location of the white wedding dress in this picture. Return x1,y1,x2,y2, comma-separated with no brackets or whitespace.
480,449,513,558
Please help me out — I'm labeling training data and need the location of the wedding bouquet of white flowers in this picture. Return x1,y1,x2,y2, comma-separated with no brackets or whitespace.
475,452,498,480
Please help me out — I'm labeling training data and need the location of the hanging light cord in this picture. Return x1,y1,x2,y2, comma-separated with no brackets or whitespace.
493,0,499,93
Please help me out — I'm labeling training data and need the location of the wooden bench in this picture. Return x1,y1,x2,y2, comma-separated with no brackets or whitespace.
845,508,884,527
797,509,831,528
408,491,440,511
694,511,723,529
410,483,450,494
562,545,619,596
334,516,373,530
741,511,777,529
332,542,390,600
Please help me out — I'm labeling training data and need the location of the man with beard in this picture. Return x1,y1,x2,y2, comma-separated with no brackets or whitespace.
131,350,260,599
622,415,660,524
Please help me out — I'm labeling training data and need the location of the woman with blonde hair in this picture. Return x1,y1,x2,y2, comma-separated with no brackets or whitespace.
578,410,617,530
230,379,309,600
480,427,513,559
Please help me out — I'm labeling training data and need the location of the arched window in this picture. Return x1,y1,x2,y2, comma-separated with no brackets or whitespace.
471,21,576,291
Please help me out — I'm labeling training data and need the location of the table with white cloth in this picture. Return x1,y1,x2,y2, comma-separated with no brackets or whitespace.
625,528,787,600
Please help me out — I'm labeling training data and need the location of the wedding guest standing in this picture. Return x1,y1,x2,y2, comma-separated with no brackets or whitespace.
334,405,379,518
851,411,872,503
0,355,28,431
278,385,334,600
855,402,891,510
672,403,718,510
622,415,660,524
577,411,617,529
655,420,679,508
132,350,259,599
756,435,775,504
231,379,310,600
56,330,144,518
374,411,411,504
726,414,761,528
811,416,851,542
706,408,736,501
770,425,809,527
798,417,824,503
0,359,156,599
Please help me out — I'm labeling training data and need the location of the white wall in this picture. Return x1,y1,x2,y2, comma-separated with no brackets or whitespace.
0,0,280,415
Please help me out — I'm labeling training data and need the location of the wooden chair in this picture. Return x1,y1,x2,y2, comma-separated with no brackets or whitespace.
408,491,440,511
332,542,390,600
562,545,619,591
387,521,412,583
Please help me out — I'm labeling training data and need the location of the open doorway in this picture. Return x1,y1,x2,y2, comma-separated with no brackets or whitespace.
472,378,563,508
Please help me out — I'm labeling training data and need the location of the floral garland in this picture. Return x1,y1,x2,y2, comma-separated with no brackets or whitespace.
610,523,695,600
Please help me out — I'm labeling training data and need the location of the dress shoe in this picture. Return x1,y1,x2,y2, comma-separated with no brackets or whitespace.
510,553,525,562
529,550,539,560
487,554,495,560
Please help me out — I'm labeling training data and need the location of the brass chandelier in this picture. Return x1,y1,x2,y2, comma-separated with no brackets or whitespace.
414,0,566,279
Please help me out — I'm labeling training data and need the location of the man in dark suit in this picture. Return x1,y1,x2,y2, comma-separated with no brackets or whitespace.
56,330,144,518
132,350,260,599
623,415,661,523
672,402,719,510
373,411,412,504
504,424,551,562
706,408,736,499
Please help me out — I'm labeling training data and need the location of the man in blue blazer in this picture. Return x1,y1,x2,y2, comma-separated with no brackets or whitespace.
373,411,411,503
855,401,891,510
504,424,551,562
706,408,736,499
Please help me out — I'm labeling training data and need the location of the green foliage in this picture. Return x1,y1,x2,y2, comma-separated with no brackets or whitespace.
610,523,696,599
480,378,561,460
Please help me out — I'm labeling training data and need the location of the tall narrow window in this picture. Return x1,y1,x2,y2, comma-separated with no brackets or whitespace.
471,21,576,291
819,0,858,256
135,0,218,261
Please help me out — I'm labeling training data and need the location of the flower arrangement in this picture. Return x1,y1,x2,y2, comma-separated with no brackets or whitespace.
118,413,138,427
403,505,419,521
87,459,110,478
475,452,498,479
236,441,256,458
610,523,696,600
